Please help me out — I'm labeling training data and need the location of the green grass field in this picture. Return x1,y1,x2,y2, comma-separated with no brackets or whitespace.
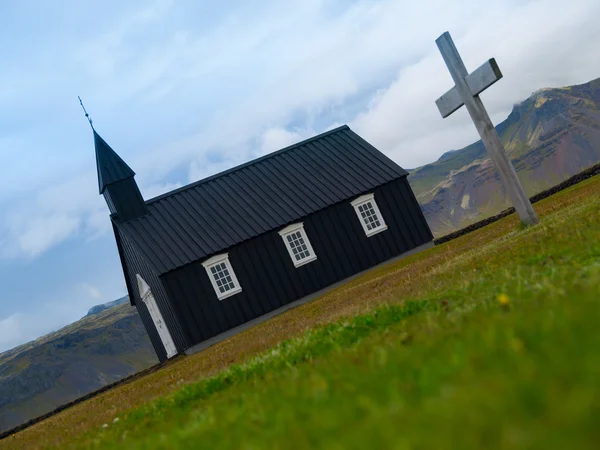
4,175,600,450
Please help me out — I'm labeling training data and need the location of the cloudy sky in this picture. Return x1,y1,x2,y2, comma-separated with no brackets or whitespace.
0,0,599,352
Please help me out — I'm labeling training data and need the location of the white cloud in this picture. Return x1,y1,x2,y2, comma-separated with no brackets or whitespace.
141,181,184,200
84,209,115,242
352,0,600,167
80,283,104,301
259,128,308,156
188,158,240,184
15,215,81,258
0,174,107,259
1,0,599,264
0,176,185,259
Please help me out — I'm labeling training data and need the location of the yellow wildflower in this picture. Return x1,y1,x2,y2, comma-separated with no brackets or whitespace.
497,293,510,306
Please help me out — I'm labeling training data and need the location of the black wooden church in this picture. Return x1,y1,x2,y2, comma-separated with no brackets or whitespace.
92,125,433,361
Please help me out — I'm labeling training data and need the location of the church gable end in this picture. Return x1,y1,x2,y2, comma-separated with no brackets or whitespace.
113,222,190,362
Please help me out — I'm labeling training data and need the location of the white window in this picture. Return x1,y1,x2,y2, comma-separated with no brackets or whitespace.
351,193,388,237
278,222,317,268
201,253,242,300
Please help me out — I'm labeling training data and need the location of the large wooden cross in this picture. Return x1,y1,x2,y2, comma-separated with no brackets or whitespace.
435,31,538,226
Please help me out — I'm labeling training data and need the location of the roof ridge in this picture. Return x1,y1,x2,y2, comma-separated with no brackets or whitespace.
145,125,350,204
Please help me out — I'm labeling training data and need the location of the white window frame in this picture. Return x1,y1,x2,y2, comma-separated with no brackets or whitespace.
201,253,242,300
351,193,388,237
278,222,318,268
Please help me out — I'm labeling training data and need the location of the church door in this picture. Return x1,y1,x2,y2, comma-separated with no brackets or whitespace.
136,274,178,359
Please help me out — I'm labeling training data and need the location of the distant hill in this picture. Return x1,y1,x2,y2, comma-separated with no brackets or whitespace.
0,300,157,433
85,295,129,317
409,77,600,236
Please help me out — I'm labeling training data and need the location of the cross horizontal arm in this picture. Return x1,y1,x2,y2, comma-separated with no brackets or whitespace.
435,58,503,118
467,58,503,96
435,87,463,119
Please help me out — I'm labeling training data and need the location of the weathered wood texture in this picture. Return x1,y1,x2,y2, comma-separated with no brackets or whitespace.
435,31,538,225
436,59,502,118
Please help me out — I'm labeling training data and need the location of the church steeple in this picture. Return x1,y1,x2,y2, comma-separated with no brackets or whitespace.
79,97,146,221
92,130,147,222
94,130,136,194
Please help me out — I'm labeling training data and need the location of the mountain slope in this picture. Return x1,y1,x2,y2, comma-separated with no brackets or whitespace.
85,295,128,317
0,301,157,433
409,77,600,235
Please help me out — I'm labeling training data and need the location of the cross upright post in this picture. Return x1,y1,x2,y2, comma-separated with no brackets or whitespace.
435,31,538,226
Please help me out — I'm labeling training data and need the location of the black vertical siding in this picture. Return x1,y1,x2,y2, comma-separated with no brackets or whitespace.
105,179,148,221
162,177,432,348
114,226,191,362
103,189,117,215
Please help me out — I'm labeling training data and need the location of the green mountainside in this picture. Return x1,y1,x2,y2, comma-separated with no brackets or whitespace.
0,301,157,433
409,77,600,235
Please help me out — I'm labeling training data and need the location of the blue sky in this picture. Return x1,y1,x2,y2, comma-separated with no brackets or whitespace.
1,0,599,352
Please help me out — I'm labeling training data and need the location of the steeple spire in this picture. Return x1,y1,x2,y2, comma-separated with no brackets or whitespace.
78,96,94,130
78,97,135,194
93,130,136,194
81,99,147,221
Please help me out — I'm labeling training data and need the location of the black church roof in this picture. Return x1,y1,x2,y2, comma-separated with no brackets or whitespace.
116,125,408,275
95,130,136,194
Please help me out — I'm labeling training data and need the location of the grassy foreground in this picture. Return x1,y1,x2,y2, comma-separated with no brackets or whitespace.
4,176,600,449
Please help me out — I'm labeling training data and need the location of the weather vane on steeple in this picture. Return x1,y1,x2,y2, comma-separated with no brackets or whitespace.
78,96,94,130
